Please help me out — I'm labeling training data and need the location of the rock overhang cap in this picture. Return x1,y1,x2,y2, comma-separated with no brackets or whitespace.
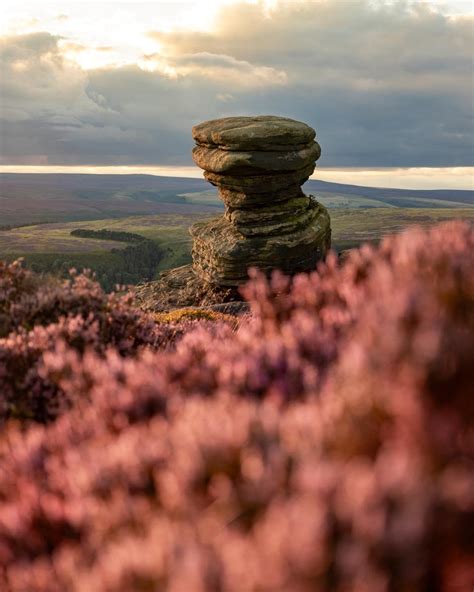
192,115,316,151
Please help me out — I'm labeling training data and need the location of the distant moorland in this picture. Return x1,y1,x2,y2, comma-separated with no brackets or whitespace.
1,173,472,290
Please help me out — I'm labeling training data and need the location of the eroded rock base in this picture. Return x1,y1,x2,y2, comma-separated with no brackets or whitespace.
134,264,245,313
191,200,331,286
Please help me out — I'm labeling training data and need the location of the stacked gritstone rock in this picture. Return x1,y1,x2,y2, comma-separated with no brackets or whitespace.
135,115,332,313
191,115,331,286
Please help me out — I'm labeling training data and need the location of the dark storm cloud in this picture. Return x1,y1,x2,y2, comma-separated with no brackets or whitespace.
0,1,472,166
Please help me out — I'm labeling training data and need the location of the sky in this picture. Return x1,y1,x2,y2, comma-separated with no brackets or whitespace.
1,0,473,189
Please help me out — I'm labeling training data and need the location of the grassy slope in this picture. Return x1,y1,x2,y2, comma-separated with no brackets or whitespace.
0,174,215,226
330,208,474,250
3,209,473,278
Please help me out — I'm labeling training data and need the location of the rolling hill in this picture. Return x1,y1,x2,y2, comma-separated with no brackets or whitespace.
1,173,472,290
1,173,472,227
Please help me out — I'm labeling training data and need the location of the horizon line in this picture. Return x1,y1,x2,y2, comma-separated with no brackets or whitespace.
0,165,473,191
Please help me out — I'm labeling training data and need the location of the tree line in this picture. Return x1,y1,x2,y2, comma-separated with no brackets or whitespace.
70,228,147,243
11,229,163,292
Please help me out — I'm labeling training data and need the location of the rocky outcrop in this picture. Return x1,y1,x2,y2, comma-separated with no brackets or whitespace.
136,115,331,312
191,115,331,286
135,264,240,313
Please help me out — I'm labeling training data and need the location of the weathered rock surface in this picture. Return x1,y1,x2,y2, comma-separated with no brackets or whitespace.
191,204,330,286
135,264,239,312
204,163,315,194
218,185,306,209
192,115,316,151
190,115,331,286
192,142,321,174
225,196,318,237
138,115,331,311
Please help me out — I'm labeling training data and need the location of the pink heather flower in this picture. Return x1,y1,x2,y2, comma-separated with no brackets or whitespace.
0,221,472,591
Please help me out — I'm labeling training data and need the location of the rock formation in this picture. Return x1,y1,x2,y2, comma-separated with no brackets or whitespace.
136,115,331,311
190,115,331,286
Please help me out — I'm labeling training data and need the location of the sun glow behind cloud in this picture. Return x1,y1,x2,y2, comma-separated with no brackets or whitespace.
2,0,472,74
1,1,234,71
2,0,472,72
1,1,246,63
1,1,472,174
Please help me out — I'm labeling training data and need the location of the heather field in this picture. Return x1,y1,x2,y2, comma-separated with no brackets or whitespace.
2,0,473,588
0,221,473,591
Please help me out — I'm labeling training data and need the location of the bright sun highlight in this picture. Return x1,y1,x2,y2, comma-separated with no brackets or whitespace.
1,0,271,71
1,1,471,71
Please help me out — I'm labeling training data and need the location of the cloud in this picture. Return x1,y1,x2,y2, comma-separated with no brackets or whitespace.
0,32,122,163
151,0,473,166
142,51,287,86
0,1,472,167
